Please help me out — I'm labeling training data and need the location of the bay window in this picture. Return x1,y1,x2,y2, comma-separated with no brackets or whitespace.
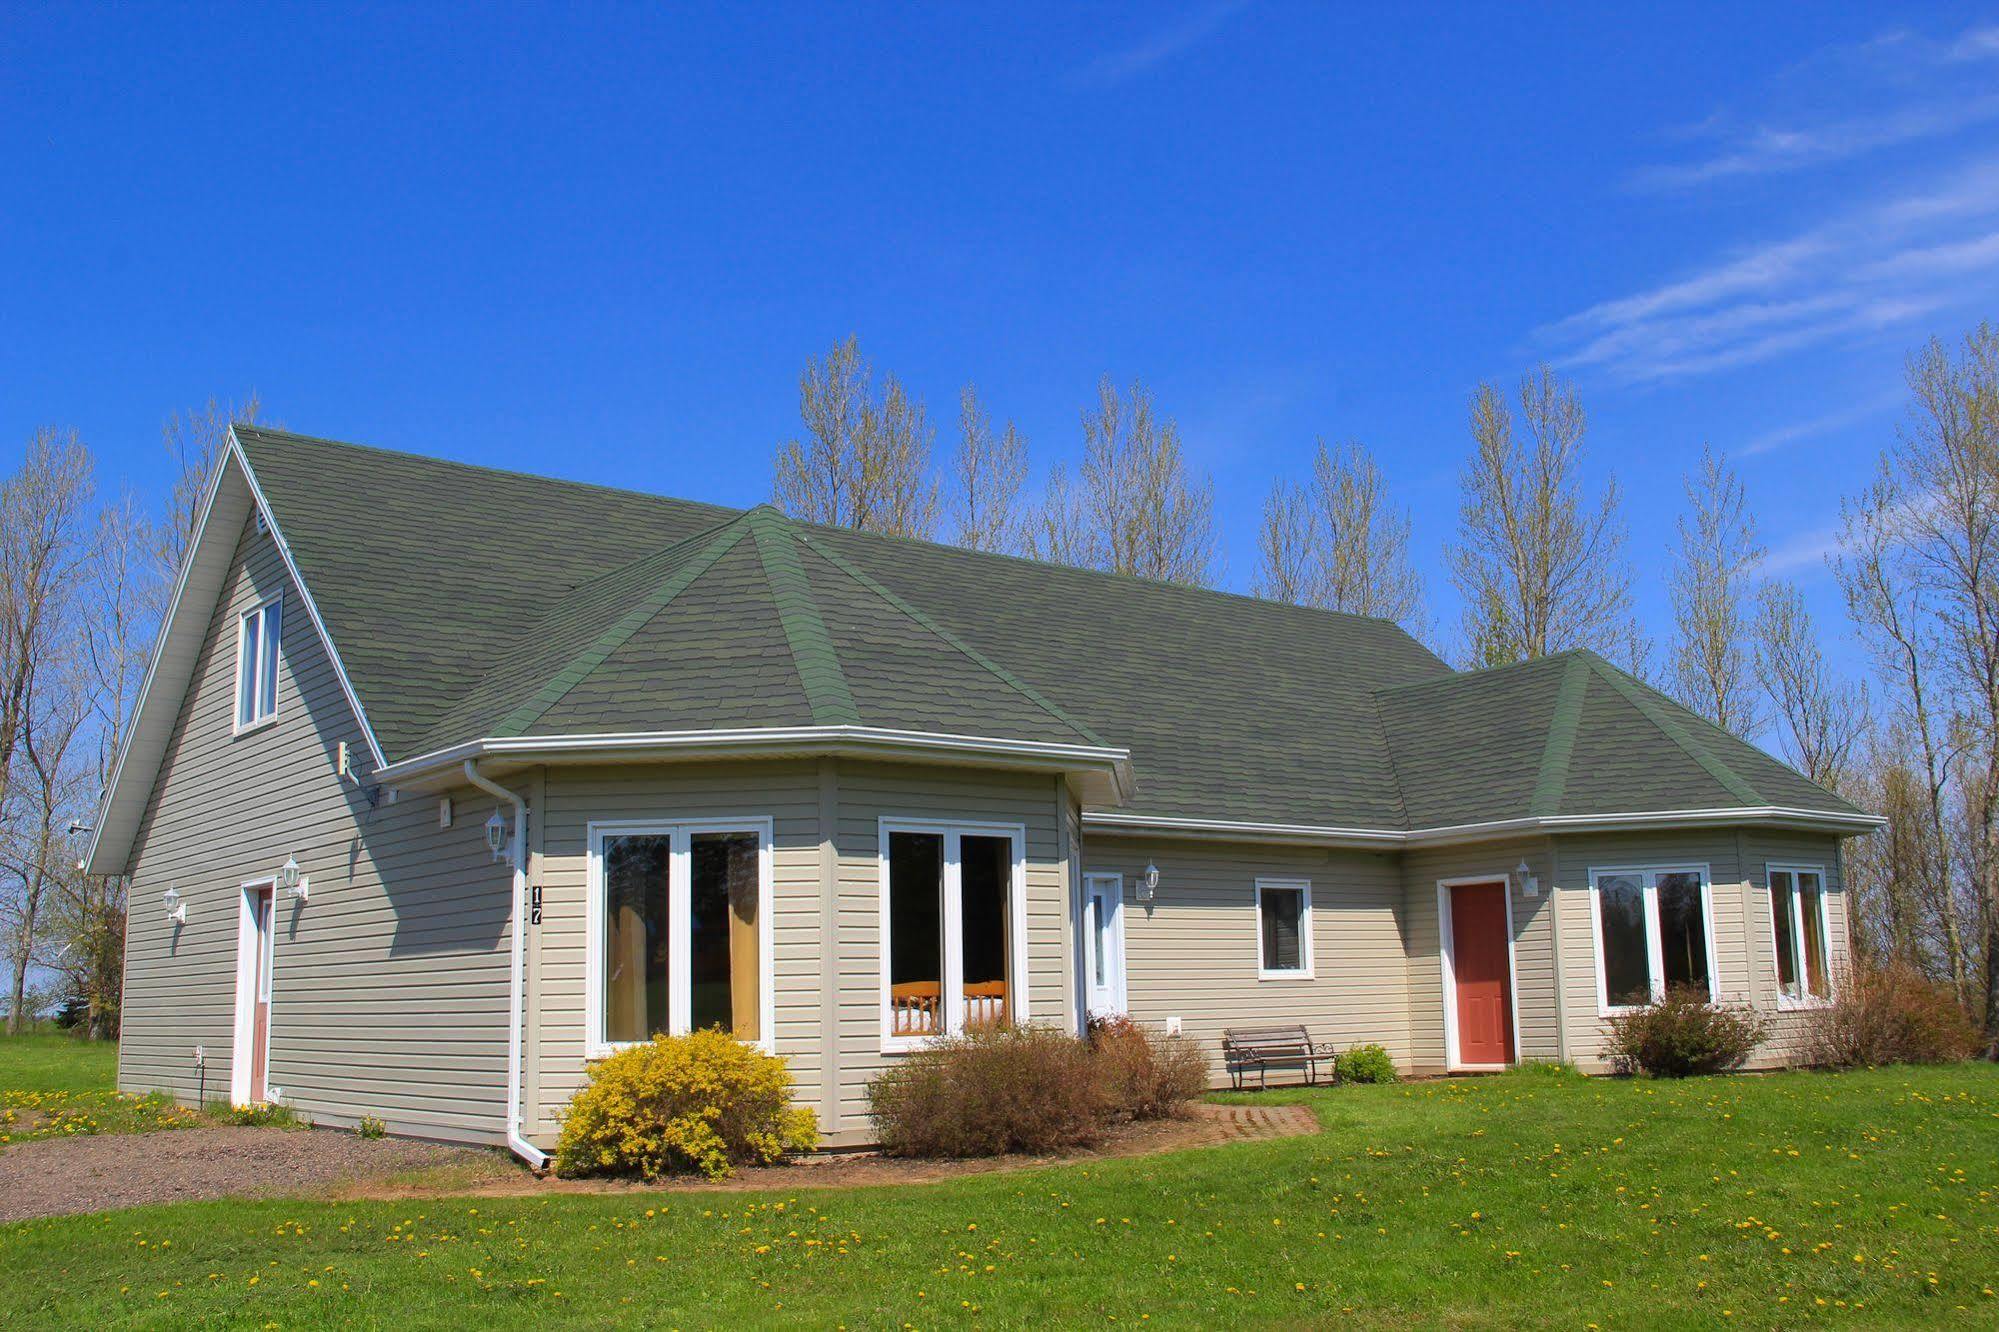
587,819,771,1056
881,819,1025,1049
1590,865,1715,1013
1768,866,1832,1005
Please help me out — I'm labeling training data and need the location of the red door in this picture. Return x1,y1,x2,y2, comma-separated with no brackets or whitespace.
1450,882,1514,1066
249,886,274,1102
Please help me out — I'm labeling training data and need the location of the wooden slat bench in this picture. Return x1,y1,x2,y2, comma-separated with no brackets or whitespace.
1222,1024,1333,1090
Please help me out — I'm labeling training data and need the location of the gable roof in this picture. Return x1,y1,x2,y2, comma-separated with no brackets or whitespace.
87,426,1875,874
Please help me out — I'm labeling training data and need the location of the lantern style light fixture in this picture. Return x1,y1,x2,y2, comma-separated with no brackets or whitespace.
279,855,310,903
484,807,510,861
1516,859,1540,898
162,885,186,925
1137,861,1161,902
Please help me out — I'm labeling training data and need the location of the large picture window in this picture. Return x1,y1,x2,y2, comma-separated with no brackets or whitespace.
234,597,281,731
1590,866,1714,1013
587,819,771,1055
880,819,1025,1049
1768,866,1832,1005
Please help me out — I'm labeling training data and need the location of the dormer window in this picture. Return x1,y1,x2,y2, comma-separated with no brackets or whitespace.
235,597,281,731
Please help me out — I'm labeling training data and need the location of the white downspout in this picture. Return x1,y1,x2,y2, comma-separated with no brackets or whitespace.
464,759,548,1170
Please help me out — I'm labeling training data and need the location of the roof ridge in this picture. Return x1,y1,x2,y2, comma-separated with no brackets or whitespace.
1529,654,1591,816
1376,648,1584,697
797,530,1111,749
492,513,757,736
1583,654,1765,806
750,512,861,726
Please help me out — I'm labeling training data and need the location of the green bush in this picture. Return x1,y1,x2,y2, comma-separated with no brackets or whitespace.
1803,966,1982,1068
208,1100,298,1127
1087,1015,1210,1121
868,1024,1109,1157
1605,986,1766,1078
1336,1043,1398,1084
354,1115,387,1140
555,1030,817,1180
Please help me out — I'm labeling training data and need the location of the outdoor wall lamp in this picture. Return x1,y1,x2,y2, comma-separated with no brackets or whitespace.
485,807,511,861
162,885,186,925
1137,861,1161,902
279,855,310,903
1516,859,1540,898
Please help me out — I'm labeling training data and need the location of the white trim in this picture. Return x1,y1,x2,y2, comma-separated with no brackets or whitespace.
461,761,545,1169
1586,862,1719,1016
583,816,777,1059
230,877,277,1107
1437,874,1521,1071
1082,872,1128,1017
1083,804,1884,848
877,816,1028,1054
1254,876,1313,980
232,594,282,734
1766,862,1835,1009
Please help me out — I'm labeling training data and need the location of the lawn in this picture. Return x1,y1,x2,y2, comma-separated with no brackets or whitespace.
0,1039,1995,1329
0,1031,196,1144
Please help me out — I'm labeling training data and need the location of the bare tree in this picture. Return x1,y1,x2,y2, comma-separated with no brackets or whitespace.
772,337,937,538
161,393,261,577
1046,377,1213,585
1030,463,1093,569
1668,446,1764,736
4,647,91,1034
949,385,1028,555
1253,479,1315,604
1448,367,1635,667
1754,579,1866,793
1255,441,1423,625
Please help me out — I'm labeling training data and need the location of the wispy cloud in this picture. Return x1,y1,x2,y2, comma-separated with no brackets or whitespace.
1631,21,1999,192
1070,0,1248,88
1739,389,1903,457
1540,160,1999,382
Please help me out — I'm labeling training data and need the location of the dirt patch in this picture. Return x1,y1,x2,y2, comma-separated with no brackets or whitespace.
0,1126,502,1222
345,1101,1321,1201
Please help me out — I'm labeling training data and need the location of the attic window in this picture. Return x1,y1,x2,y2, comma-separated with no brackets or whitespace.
234,597,281,731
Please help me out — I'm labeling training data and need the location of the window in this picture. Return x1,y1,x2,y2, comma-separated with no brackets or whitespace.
1589,866,1714,1013
1256,878,1312,978
880,819,1024,1049
587,819,770,1055
1768,866,1832,1005
235,597,281,730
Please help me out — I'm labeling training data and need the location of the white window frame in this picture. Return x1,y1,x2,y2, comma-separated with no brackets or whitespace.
1254,877,1314,980
878,817,1028,1054
1767,862,1835,1010
584,816,776,1059
1436,873,1522,1072
230,876,278,1107
232,595,282,733
1587,862,1718,1015
1082,871,1128,1017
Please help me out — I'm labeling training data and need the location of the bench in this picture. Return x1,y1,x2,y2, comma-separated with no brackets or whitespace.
1222,1024,1333,1090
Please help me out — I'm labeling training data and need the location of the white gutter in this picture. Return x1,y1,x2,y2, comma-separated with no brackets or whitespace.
462,759,547,1171
1084,804,1885,848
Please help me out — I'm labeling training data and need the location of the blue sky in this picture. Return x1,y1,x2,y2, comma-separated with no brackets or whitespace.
5,3,1998,677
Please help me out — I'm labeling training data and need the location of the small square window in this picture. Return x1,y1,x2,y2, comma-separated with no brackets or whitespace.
235,598,281,731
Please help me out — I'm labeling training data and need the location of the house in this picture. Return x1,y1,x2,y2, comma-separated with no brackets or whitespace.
88,427,1881,1161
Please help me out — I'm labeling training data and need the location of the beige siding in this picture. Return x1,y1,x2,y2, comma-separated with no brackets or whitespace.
1083,836,1411,1083
1400,839,1558,1072
119,514,514,1143
1549,828,1849,1071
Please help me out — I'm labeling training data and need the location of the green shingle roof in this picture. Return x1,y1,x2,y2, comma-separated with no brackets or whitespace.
235,427,1866,830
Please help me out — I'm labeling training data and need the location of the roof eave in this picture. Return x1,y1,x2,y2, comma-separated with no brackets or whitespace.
374,725,1136,807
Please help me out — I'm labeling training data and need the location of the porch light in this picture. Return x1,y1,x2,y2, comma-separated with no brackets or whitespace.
279,855,310,903
1138,862,1160,902
485,807,510,860
162,885,186,925
1516,859,1539,898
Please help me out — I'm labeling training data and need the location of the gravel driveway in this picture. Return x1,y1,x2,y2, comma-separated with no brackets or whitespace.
0,1126,501,1221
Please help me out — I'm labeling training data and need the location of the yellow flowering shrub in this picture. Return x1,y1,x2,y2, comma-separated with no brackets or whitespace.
554,1029,818,1180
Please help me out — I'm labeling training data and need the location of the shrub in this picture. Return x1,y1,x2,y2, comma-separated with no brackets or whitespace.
354,1115,387,1140
207,1100,298,1128
555,1029,817,1180
1087,1015,1209,1120
869,1024,1108,1157
1802,966,1982,1069
1336,1043,1398,1084
1605,986,1767,1078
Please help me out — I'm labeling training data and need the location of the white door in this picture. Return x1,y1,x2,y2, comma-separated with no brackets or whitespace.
1084,874,1126,1017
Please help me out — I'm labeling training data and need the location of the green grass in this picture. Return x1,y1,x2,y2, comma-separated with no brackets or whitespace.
1,1057,1995,1329
0,1029,121,1095
0,1031,198,1144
